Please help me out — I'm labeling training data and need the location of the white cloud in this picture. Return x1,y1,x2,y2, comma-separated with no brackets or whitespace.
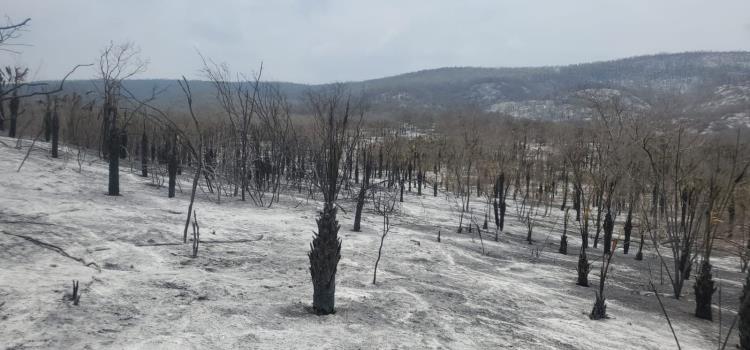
4,0,750,83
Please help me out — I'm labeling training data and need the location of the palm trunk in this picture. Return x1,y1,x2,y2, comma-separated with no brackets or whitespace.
50,109,60,158
309,203,341,315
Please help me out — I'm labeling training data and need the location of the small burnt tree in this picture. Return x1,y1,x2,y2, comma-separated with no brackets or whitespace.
623,197,634,254
5,67,27,138
634,229,645,261
50,98,60,158
590,240,617,320
308,86,361,315
694,138,747,321
372,185,397,284
560,208,569,255
140,118,148,177
353,147,373,232
602,211,614,255
167,131,178,198
97,41,147,196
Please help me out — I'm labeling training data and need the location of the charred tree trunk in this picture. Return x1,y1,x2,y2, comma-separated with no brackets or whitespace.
499,200,506,232
417,171,422,196
168,134,177,198
560,209,569,255
590,292,606,320
603,211,614,255
309,203,342,315
353,152,372,232
0,97,5,131
378,147,383,178
354,150,359,184
694,261,715,320
573,186,582,222
561,170,568,210
623,203,633,254
8,92,19,138
140,131,148,177
119,130,128,159
43,104,52,142
407,162,412,192
593,189,604,248
50,108,60,158
494,174,504,228
577,249,590,287
433,163,439,197
635,230,645,261
107,127,120,195
399,169,404,203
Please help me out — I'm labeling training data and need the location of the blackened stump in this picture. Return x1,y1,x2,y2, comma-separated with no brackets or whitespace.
309,203,342,315
603,212,614,254
589,292,606,320
694,261,715,320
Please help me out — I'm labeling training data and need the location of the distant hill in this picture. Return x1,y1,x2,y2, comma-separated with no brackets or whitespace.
38,51,750,128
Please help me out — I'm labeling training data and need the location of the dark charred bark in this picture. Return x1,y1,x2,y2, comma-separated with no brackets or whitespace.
378,147,383,178
119,130,128,159
0,97,5,131
407,162,412,192
623,204,633,254
593,189,604,248
603,211,614,254
107,127,120,196
399,169,404,203
577,249,590,287
8,92,19,138
417,171,422,196
499,200,506,232
168,134,177,198
353,152,372,232
309,203,342,315
51,108,59,158
694,261,715,320
573,186,582,222
560,209,569,255
561,170,568,210
635,230,644,261
43,108,52,142
354,150,359,184
589,292,606,320
140,131,148,177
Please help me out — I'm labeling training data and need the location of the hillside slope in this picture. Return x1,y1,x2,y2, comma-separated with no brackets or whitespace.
42,51,750,125
0,137,741,349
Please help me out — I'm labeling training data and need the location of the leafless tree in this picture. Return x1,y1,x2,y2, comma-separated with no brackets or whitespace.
371,185,398,284
97,41,147,196
307,85,363,315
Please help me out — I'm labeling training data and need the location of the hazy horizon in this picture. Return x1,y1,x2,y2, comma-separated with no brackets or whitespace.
5,0,750,84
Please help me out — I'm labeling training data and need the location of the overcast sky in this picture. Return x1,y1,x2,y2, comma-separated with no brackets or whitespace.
4,0,750,83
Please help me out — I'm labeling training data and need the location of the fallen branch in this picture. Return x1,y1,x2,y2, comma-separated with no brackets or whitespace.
0,220,57,226
17,129,44,172
135,234,264,247
720,314,738,350
1,230,100,271
650,280,681,350
197,236,264,244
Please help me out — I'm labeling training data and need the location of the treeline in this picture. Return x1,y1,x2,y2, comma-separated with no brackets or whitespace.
3,34,750,345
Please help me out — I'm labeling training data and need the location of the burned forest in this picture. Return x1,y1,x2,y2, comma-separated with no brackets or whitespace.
3,3,750,349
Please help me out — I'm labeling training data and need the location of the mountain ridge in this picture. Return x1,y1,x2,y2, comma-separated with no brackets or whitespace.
30,51,750,127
